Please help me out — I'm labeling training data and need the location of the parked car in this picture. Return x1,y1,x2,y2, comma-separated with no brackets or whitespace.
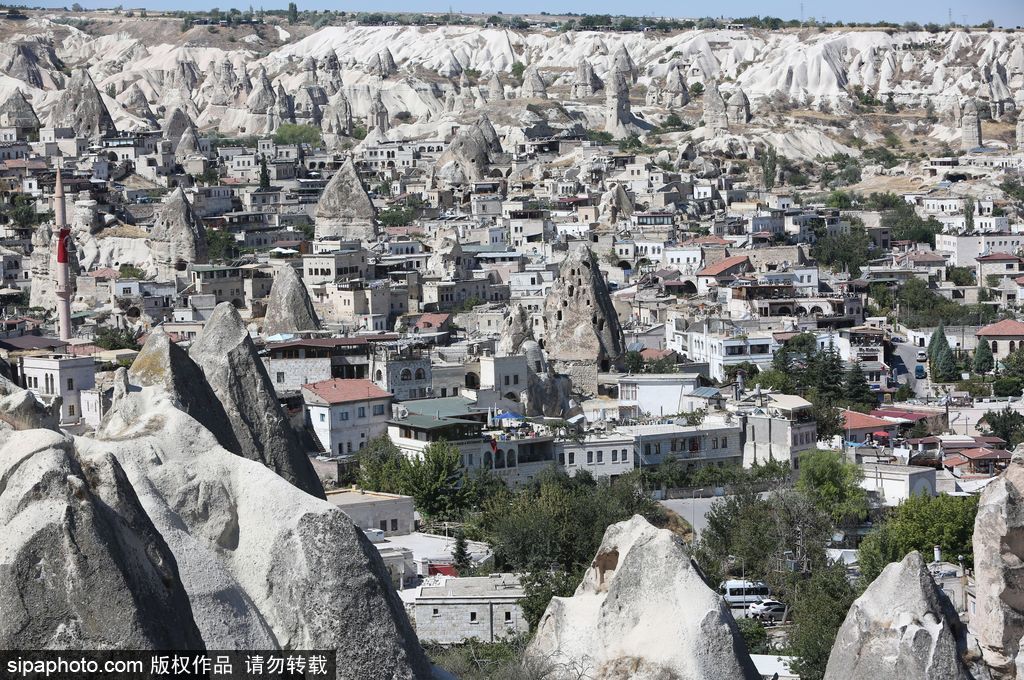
747,599,787,623
891,336,904,343
916,350,928,362
915,365,926,380
720,580,771,607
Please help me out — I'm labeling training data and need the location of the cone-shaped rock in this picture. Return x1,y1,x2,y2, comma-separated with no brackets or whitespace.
49,66,115,139
0,89,39,135
527,515,760,679
823,551,973,680
520,66,547,99
148,188,208,281
189,302,325,499
128,326,241,454
0,428,205,649
263,264,320,336
314,157,378,241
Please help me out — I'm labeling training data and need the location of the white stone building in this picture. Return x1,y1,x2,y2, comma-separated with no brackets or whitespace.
302,378,393,456
411,574,528,644
20,354,96,425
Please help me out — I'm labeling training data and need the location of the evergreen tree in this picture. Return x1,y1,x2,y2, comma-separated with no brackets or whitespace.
287,1,298,23
964,198,975,233
934,345,958,383
842,362,876,411
974,338,994,374
760,145,778,190
812,343,844,404
258,155,270,191
452,530,472,575
928,323,949,364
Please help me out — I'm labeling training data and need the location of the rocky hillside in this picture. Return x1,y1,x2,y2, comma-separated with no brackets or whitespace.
0,16,1021,159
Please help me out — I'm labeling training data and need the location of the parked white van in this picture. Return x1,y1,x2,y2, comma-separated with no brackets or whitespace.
719,580,771,606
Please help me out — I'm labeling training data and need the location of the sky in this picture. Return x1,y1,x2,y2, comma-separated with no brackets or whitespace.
41,0,1024,27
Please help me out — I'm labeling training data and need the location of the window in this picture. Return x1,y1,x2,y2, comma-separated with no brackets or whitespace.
340,411,350,421
276,372,285,383
66,378,74,390
432,608,439,617
379,520,387,531
587,451,593,463
513,374,519,385
621,449,628,462
400,369,413,381
597,450,603,463
68,404,75,416
373,404,386,416
721,437,728,448
568,452,575,465
470,612,478,623
612,450,618,462
319,413,325,422
504,611,512,622
391,519,398,531
358,407,366,418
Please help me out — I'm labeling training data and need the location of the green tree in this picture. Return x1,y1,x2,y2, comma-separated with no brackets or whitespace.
789,562,858,680
402,440,471,519
117,264,147,280
760,145,778,190
689,82,705,97
842,362,876,411
510,61,526,81
287,1,298,23
811,400,844,442
624,350,644,373
206,228,236,261
975,338,994,374
95,327,140,351
946,266,974,287
378,207,415,227
273,123,322,146
981,406,1024,448
452,530,472,575
796,449,868,527
993,377,1023,398
964,197,975,232
258,155,270,191
928,323,949,364
736,617,770,654
857,494,978,585
357,435,407,493
811,226,871,277
933,344,959,383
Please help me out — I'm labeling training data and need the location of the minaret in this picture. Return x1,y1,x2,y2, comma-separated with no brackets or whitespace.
54,167,72,341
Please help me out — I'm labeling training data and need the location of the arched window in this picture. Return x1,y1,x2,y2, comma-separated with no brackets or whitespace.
375,369,383,382
483,451,493,469
495,449,506,468
1011,341,1017,353
992,341,999,354
414,368,426,380
400,369,413,381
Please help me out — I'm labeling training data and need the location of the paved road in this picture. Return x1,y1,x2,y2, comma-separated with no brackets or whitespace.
893,341,932,398
660,496,722,539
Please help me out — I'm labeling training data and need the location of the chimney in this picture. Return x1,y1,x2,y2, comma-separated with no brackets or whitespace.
934,545,942,563
54,167,73,342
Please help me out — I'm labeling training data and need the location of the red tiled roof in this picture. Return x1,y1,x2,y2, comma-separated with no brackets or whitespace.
88,267,120,279
842,409,896,431
302,378,391,404
870,409,929,422
961,447,1012,461
415,313,451,330
976,252,1023,262
977,319,1024,337
640,348,675,361
697,255,750,277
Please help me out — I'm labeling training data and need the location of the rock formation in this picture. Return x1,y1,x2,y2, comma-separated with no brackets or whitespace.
435,119,495,184
726,88,751,125
174,124,200,163
662,64,690,107
486,72,505,102
293,86,323,126
496,302,534,357
824,551,974,680
542,247,625,395
1016,113,1023,150
703,81,729,131
313,157,379,241
611,43,638,83
322,89,354,139
163,106,194,147
369,91,390,132
127,326,241,454
263,264,321,336
974,450,1024,677
48,66,115,139
0,428,205,649
962,99,983,150
368,47,398,77
147,188,208,281
29,219,79,312
189,302,326,500
527,515,760,680
274,83,294,125
520,66,547,99
76,370,431,675
0,88,39,137
246,67,276,114
604,71,634,139
570,58,602,98
119,82,156,127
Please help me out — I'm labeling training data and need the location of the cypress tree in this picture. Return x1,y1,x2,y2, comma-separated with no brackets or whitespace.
974,338,994,374
843,362,876,410
928,323,949,364
934,345,958,383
